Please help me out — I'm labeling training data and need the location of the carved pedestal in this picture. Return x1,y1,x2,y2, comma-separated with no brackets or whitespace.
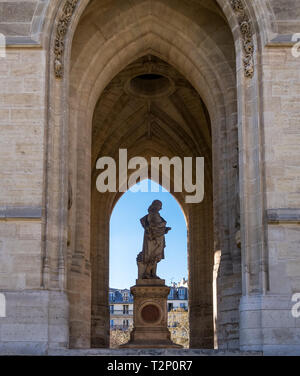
120,279,182,348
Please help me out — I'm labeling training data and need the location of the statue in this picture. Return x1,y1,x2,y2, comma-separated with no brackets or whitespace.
121,200,181,349
137,200,171,279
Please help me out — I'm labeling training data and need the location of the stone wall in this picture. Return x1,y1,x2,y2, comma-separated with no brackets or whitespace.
0,45,46,287
262,46,300,354
0,0,49,44
0,41,68,352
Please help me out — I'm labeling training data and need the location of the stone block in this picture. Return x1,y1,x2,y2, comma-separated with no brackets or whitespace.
0,341,47,355
0,2,36,22
0,324,48,342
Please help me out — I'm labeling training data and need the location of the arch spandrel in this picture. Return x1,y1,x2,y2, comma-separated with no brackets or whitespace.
2,0,281,48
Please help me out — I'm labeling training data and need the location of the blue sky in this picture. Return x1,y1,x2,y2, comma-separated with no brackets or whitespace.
109,180,188,289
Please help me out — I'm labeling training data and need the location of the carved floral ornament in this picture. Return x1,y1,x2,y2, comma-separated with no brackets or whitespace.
54,0,254,79
230,0,255,78
54,0,79,79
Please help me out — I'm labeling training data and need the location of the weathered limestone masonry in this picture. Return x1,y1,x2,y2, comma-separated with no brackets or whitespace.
240,47,300,355
0,0,299,356
0,0,69,355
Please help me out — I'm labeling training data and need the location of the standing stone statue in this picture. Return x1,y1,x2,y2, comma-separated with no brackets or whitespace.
137,200,171,279
121,200,181,348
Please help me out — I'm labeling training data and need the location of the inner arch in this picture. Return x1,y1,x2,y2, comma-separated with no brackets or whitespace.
89,53,215,348
109,180,188,289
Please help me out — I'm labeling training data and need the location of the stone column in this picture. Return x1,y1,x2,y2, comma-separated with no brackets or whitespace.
189,199,214,348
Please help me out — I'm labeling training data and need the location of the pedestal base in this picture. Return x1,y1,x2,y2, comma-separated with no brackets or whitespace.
120,279,182,349
120,340,182,349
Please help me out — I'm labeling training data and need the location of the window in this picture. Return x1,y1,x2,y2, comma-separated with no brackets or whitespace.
178,288,185,299
110,319,114,327
109,292,116,303
168,289,174,299
123,319,129,328
123,305,129,314
123,292,129,302
168,303,173,312
110,305,114,313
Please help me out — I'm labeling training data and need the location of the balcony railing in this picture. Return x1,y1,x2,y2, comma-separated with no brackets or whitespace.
111,324,132,330
110,310,133,315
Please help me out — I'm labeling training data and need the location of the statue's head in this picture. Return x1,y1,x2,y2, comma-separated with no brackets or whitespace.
148,200,162,213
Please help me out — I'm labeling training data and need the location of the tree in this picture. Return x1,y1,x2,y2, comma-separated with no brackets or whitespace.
110,328,131,348
168,308,189,348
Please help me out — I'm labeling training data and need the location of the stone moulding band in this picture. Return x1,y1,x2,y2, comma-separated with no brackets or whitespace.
0,206,42,220
5,37,41,47
54,0,80,79
230,0,255,78
267,209,300,224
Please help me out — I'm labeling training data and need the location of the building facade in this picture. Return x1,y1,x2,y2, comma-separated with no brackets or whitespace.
0,0,300,355
167,279,189,313
109,280,189,330
109,289,134,330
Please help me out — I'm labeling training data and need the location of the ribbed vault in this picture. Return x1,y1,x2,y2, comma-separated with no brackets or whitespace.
91,55,213,203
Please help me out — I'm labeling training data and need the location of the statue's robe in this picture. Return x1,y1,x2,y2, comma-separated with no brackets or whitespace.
140,213,167,265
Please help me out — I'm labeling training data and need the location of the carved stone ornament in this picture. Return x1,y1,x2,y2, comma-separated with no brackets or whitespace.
54,0,79,79
230,0,255,78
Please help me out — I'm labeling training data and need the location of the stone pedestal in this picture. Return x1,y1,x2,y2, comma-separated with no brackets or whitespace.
120,279,182,348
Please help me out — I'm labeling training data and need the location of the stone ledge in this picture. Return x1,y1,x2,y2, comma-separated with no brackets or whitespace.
267,209,300,224
267,34,296,47
47,348,262,356
5,37,41,48
0,206,42,219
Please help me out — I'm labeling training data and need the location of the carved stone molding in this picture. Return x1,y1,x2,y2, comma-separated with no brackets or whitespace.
131,285,170,299
267,209,300,224
54,0,79,79
0,206,42,219
230,0,255,78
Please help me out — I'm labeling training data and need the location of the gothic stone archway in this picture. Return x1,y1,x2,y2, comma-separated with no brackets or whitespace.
43,0,266,350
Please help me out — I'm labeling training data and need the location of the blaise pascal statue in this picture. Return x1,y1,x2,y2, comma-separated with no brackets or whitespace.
137,200,171,279
121,200,181,349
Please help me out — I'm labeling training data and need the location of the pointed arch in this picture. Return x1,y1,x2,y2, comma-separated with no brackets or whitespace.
42,0,268,350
